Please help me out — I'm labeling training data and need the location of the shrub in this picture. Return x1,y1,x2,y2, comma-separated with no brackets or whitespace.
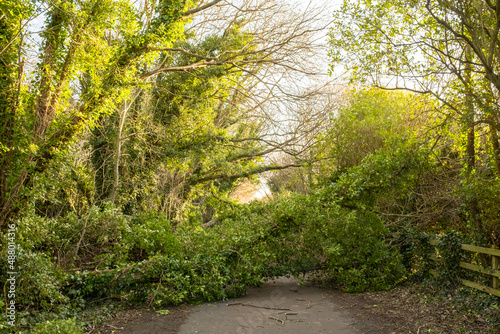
327,211,406,292
125,213,180,261
0,249,68,311
12,202,131,269
69,252,257,307
458,175,500,245
31,319,83,334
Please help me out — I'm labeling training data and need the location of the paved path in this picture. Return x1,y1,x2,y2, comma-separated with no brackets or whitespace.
178,277,376,334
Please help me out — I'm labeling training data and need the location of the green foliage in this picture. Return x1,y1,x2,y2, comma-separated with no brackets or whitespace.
60,152,420,306
435,231,466,287
322,210,406,292
20,203,130,268
328,0,500,248
267,166,313,194
400,230,483,290
126,213,180,261
31,318,83,334
69,253,254,307
395,227,434,277
84,26,264,218
219,160,410,291
458,175,500,245
0,249,68,312
320,88,418,171
32,145,95,218
0,0,191,227
452,288,500,328
308,151,419,290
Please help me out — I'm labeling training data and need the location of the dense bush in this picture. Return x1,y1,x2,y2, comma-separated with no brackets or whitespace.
0,250,69,332
126,213,180,261
321,209,406,292
61,170,409,307
30,319,83,334
67,253,260,307
12,203,130,269
458,175,500,245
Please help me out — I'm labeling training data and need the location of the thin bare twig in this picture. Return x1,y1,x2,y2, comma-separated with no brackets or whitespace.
226,302,290,311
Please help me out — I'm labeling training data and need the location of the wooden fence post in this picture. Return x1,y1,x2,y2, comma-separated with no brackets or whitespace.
493,245,499,290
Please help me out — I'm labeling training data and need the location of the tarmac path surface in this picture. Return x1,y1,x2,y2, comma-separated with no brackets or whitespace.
177,277,377,334
94,275,492,334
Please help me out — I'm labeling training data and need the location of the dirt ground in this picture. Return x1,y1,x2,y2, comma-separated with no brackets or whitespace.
89,306,191,334
90,278,496,334
329,284,495,334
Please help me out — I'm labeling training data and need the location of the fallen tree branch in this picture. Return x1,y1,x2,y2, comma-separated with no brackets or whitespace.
269,316,285,324
226,302,290,311
201,218,219,228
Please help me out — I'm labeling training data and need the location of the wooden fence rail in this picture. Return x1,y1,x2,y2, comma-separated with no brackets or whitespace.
428,239,500,298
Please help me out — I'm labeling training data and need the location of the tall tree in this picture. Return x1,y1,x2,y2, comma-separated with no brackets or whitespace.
329,0,500,244
0,0,330,228
329,0,500,175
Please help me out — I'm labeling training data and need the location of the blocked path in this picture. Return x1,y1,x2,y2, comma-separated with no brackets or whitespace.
178,277,377,334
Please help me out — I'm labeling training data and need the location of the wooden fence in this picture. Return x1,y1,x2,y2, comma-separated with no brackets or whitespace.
428,239,500,298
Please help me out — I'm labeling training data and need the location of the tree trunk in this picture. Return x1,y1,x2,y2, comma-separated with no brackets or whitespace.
464,45,475,173
110,99,130,204
490,123,500,178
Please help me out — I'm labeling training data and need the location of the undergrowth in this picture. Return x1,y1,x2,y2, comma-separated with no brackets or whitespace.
2,147,497,332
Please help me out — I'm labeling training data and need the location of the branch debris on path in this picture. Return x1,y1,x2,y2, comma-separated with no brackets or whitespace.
226,302,291,311
268,316,285,324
